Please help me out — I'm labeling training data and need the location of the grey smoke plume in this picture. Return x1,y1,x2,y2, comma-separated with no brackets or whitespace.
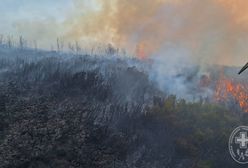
149,44,214,101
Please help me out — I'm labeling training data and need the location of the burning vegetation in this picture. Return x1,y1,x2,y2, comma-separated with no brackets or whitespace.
215,75,248,112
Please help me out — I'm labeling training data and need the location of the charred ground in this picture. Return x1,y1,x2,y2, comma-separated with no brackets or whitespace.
0,46,247,168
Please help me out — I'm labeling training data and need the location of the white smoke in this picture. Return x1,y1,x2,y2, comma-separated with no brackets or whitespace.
149,44,214,101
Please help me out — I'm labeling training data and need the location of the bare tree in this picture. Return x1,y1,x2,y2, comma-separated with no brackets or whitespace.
19,36,24,50
7,36,13,48
75,41,81,54
56,38,66,52
60,40,64,52
57,38,60,52
0,34,3,45
68,42,75,52
106,43,116,55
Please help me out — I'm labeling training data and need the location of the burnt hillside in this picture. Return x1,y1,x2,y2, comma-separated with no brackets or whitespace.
0,47,247,168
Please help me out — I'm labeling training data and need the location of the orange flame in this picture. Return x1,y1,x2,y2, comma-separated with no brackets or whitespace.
215,76,248,112
135,43,147,59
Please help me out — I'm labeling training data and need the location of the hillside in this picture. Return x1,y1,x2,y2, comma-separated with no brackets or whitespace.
0,46,247,168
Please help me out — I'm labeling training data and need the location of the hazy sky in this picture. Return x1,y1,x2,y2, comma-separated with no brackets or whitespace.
0,0,71,30
1,0,248,66
0,0,73,45
0,0,102,48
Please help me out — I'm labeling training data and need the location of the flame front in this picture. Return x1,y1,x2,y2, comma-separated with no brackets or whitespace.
215,76,248,112
135,43,146,59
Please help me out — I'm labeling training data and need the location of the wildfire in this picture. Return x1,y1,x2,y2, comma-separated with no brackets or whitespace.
215,76,248,112
135,43,147,59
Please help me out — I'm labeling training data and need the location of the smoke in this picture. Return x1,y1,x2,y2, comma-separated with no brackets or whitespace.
60,0,248,66
14,18,63,49
148,44,214,100
4,0,247,100
4,0,247,66
58,0,248,100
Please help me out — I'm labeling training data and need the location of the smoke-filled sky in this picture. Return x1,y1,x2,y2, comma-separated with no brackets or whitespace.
1,0,248,66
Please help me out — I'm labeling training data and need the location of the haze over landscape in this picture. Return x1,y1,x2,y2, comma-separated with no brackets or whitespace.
1,0,248,66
